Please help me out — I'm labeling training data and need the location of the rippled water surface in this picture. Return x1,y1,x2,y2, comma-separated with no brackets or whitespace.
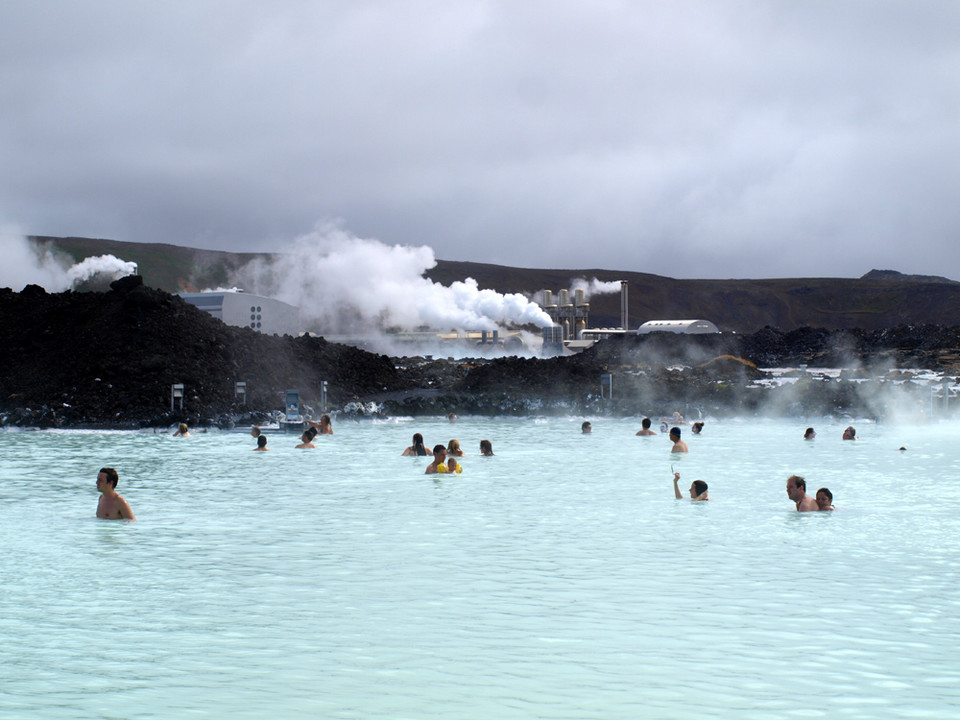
3,417,960,719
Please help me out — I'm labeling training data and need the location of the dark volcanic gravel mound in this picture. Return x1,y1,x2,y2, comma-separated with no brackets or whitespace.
0,277,406,427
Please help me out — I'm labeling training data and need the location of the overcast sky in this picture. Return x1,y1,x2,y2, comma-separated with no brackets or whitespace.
2,1,959,279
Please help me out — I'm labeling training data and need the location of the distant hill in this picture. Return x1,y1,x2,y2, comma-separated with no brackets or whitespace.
30,235,960,333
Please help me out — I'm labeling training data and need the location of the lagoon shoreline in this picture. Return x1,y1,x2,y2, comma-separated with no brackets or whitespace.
2,277,959,429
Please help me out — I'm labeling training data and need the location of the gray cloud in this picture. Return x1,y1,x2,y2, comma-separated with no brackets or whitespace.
2,1,959,278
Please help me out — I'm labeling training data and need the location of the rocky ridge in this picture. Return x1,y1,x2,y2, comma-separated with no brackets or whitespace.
2,278,959,428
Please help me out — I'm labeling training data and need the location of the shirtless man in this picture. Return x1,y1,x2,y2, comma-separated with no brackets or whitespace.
296,428,317,449
96,467,135,520
307,414,334,435
669,427,688,453
636,417,657,436
786,475,819,512
673,472,709,501
425,445,447,474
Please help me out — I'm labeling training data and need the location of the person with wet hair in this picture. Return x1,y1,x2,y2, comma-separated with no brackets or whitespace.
308,414,334,435
582,421,592,434
816,487,835,511
254,435,269,451
673,472,709,501
479,439,495,456
636,417,657,436
692,422,704,435
173,422,190,437
296,427,317,449
842,426,857,440
786,475,818,512
669,427,688,453
96,467,135,520
425,445,447,474
402,433,432,456
804,427,816,440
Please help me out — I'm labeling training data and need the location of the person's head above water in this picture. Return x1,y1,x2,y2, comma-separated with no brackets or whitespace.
786,474,806,500
479,439,494,456
691,480,708,497
670,426,681,439
582,421,591,433
816,487,834,510
804,427,816,440
641,417,652,429
257,435,268,448
98,467,119,489
842,426,856,440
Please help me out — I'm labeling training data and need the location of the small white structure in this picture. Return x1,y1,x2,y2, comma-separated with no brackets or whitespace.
637,319,720,334
179,291,300,336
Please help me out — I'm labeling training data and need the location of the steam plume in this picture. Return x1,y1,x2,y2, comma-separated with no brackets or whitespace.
230,226,553,334
2,230,137,291
570,277,622,299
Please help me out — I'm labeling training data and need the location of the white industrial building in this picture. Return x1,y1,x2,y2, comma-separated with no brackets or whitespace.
179,291,301,336
636,319,720,334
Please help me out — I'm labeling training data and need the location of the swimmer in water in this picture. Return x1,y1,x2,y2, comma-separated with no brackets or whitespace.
443,457,462,474
582,421,592,434
669,427,688,453
673,472,709,501
308,414,334,435
692,421,704,435
636,417,657,436
842,426,857,440
254,435,269,451
786,475,818,512
425,445,447,474
173,422,190,437
96,467,136,520
296,427,317,449
402,433,432,456
804,427,816,440
251,426,261,438
479,439,495,456
816,487,835,511
447,438,464,457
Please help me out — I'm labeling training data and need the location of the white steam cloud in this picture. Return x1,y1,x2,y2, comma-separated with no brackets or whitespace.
65,254,138,286
2,230,138,292
570,277,623,300
231,226,553,334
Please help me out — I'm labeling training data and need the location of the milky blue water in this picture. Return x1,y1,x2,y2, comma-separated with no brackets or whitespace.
2,416,959,719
